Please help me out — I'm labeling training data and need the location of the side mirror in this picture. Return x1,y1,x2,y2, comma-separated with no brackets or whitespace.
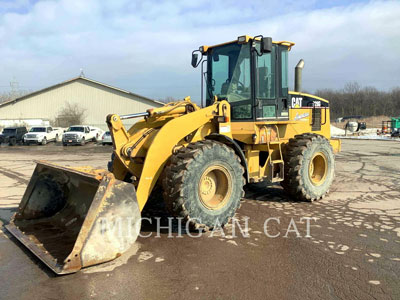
191,53,199,68
261,37,272,53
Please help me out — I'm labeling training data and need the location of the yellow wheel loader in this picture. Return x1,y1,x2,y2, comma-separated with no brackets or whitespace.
6,35,341,274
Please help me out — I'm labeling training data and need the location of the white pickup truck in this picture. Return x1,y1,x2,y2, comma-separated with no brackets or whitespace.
23,126,63,145
62,125,104,146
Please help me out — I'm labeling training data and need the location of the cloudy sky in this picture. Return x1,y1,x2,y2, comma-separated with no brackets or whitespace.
0,0,399,101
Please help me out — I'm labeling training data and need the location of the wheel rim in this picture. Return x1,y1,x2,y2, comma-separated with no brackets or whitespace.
308,152,328,186
198,165,232,210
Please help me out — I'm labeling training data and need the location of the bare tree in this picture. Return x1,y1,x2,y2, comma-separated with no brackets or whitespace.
53,102,86,127
0,90,31,103
316,82,400,119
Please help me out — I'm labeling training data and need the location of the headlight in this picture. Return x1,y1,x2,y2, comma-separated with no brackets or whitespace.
237,35,248,44
199,45,208,54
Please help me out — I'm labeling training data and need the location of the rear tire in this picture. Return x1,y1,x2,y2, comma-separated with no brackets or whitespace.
281,133,335,201
162,140,245,230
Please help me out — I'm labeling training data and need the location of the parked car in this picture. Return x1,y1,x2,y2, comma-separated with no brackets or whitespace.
102,131,112,145
23,126,63,145
62,125,103,146
0,127,28,145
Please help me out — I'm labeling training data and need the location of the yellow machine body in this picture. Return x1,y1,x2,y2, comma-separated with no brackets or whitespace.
108,94,340,211
6,35,340,274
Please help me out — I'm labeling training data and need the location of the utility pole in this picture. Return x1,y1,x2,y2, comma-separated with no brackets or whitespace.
10,77,19,98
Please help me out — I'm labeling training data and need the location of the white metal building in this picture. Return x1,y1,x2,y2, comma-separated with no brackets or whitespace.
0,76,164,130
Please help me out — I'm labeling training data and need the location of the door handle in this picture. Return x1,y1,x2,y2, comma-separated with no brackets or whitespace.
256,99,262,109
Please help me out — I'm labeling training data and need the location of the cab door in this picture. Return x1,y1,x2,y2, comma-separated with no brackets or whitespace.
277,46,290,119
254,45,289,120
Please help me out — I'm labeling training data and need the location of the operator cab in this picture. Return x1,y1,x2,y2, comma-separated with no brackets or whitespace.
192,35,294,122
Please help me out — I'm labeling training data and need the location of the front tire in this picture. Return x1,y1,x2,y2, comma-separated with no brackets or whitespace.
281,134,335,201
80,137,86,146
162,140,245,230
41,137,47,145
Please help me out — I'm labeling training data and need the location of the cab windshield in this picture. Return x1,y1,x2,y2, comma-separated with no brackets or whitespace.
206,43,252,119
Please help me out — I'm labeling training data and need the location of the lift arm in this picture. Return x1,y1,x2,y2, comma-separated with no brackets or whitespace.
107,100,229,210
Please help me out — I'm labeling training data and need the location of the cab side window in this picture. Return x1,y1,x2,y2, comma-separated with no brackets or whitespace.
281,49,289,96
256,47,275,99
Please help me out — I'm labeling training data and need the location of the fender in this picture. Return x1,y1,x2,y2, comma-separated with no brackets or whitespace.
205,133,249,183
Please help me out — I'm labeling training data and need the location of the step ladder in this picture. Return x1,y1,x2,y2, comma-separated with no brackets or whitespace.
267,125,284,182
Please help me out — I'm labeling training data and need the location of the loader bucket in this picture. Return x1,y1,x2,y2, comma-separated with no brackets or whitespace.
5,161,141,274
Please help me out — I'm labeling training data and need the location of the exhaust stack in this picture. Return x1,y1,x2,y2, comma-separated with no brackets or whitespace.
295,59,305,92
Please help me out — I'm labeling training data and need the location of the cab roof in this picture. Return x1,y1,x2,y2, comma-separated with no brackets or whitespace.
201,35,295,53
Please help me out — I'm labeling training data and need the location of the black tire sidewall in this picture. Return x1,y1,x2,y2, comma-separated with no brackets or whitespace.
180,144,243,227
107,152,115,172
299,140,335,198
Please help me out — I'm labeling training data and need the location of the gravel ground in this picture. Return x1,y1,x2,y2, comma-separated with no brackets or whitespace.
0,140,399,299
